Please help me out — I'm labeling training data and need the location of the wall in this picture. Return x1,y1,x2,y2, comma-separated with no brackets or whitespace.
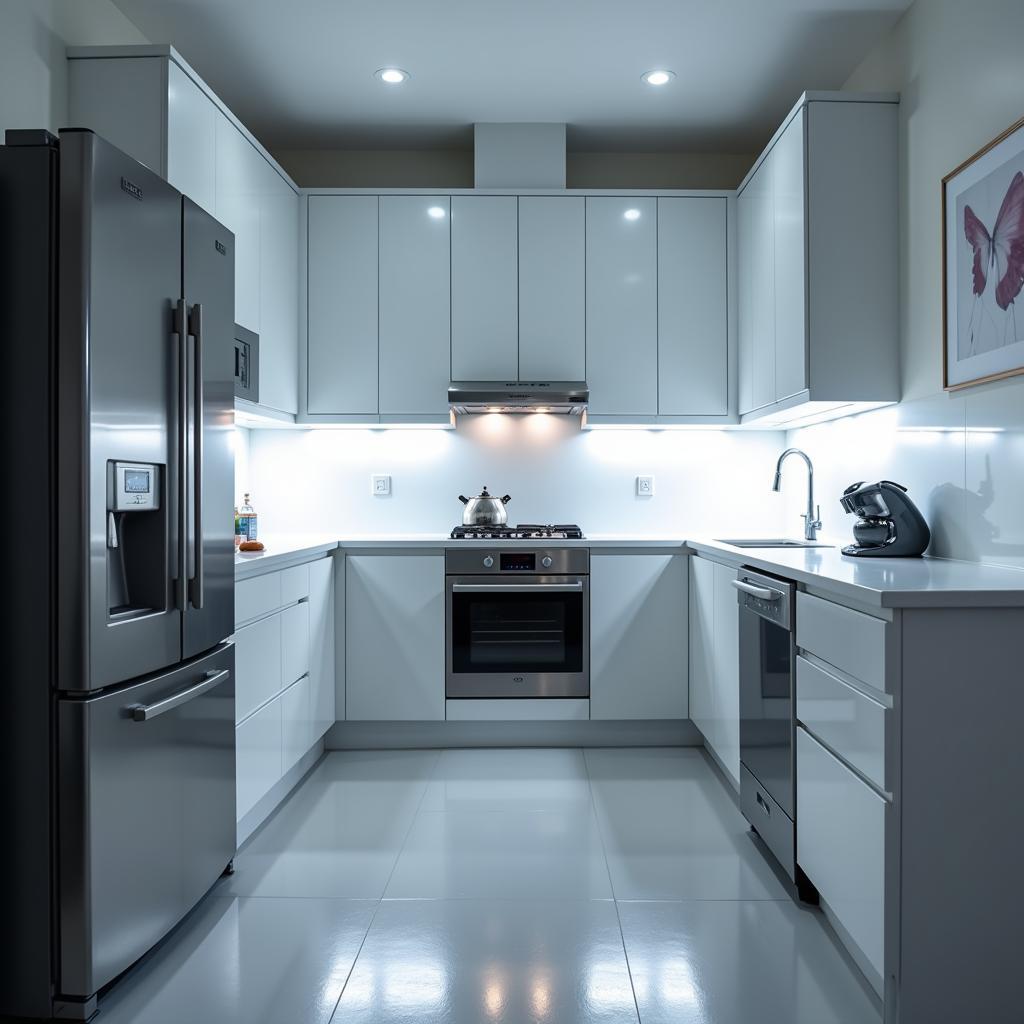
785,0,1024,571
0,0,147,137
273,147,754,190
244,418,789,538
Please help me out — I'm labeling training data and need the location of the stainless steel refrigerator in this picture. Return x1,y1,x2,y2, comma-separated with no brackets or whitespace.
0,129,236,1021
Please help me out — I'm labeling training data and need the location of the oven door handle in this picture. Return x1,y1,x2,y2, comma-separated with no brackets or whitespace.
732,579,781,601
451,582,585,593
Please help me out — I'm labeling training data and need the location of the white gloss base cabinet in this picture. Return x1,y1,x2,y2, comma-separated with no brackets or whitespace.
345,553,445,721
797,727,885,981
233,556,335,824
590,553,688,720
688,556,740,789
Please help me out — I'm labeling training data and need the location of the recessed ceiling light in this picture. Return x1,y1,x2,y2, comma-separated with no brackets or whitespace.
623,208,641,221
375,67,410,85
642,69,675,87
427,205,446,219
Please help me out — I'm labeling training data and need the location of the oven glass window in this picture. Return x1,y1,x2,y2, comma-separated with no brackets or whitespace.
451,591,584,674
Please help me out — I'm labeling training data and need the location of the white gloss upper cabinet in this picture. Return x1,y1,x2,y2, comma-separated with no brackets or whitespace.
378,197,452,416
657,198,729,416
772,107,807,402
585,197,658,417
737,93,898,423
451,196,518,381
345,554,445,721
306,196,379,415
166,61,217,215
591,553,688,720
518,196,586,381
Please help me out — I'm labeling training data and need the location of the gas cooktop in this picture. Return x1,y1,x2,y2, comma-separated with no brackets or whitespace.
450,524,585,541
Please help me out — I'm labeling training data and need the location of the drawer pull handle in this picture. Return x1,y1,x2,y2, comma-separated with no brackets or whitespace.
755,791,771,817
129,669,230,722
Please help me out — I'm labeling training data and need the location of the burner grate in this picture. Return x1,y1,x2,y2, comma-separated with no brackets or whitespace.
450,523,584,541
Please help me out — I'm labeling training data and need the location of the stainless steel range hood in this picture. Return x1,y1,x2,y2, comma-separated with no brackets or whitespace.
448,381,589,415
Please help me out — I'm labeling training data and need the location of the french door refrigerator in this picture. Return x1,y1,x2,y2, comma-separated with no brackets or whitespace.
0,129,236,1021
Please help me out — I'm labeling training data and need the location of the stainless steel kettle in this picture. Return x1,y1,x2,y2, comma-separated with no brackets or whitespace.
459,486,511,526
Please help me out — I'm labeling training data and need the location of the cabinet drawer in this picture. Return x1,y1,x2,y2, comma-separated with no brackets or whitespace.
235,697,282,819
796,592,887,690
235,572,282,626
797,656,887,790
797,727,885,979
281,674,312,774
234,615,282,723
281,601,310,686
280,563,310,605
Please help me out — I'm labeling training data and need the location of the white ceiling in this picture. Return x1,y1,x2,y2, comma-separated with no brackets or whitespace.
111,0,910,153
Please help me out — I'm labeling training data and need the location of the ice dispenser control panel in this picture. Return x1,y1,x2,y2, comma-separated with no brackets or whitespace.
112,462,160,511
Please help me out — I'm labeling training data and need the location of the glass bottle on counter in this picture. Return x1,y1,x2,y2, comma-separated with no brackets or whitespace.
238,493,258,542
234,506,242,548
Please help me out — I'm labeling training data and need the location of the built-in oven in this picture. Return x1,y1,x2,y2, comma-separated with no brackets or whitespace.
445,548,589,699
736,566,805,888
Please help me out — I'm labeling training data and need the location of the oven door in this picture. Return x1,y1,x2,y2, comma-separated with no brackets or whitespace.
446,576,589,698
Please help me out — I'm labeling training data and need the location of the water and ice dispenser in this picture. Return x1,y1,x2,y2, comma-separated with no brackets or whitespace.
106,461,166,619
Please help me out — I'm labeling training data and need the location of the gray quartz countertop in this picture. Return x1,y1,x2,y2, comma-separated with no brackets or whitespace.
234,533,1024,607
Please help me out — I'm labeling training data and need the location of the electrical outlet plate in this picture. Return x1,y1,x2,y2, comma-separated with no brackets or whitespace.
636,475,655,496
372,474,391,496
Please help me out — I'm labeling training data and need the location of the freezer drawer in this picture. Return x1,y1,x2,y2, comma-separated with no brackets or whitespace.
58,644,235,999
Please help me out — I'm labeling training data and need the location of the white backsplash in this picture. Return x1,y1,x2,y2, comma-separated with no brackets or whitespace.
784,379,1024,571
242,416,791,538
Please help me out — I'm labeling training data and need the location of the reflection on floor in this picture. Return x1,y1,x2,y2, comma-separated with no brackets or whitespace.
97,747,881,1023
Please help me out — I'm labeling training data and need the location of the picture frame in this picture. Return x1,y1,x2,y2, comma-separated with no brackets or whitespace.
942,113,1024,390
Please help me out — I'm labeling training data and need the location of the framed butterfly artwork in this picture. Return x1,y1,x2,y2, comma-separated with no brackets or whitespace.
943,113,1024,390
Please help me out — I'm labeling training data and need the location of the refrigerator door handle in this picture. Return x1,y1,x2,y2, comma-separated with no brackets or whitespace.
173,297,189,609
187,302,204,610
128,668,229,722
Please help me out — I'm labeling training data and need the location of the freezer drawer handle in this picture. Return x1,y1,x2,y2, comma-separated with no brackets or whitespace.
128,669,229,722
755,791,771,817
732,579,780,601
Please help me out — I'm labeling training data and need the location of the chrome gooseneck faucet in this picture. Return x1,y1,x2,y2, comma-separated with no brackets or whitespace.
773,448,822,541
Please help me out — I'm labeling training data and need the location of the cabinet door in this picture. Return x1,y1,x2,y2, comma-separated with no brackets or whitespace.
166,61,217,216
688,556,715,738
585,198,658,416
281,601,309,687
307,196,379,415
773,108,807,402
215,116,261,332
658,198,729,415
236,696,281,819
518,196,585,381
234,614,281,723
308,556,336,740
591,554,688,719
258,163,299,414
280,674,312,774
737,187,755,415
712,562,741,789
451,196,518,381
742,158,775,413
797,727,885,977
378,197,451,415
346,554,445,721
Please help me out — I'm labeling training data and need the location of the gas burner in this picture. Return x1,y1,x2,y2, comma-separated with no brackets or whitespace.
450,523,584,541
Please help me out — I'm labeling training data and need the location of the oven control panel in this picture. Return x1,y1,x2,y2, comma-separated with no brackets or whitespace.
446,548,589,576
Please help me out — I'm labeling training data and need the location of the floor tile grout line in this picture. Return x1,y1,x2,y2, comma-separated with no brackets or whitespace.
324,748,442,1024
583,748,644,1024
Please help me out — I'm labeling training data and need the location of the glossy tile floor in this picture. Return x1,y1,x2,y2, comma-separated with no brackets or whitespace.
97,747,881,1023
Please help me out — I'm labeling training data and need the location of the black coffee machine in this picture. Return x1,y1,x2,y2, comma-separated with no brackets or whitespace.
840,480,931,557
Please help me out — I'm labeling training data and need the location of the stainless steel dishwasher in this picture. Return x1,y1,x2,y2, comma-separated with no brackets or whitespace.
735,567,817,901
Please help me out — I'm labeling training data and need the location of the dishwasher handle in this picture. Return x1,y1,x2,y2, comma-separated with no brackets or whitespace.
732,579,781,602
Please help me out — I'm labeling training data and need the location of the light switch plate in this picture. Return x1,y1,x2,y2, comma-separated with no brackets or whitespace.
372,474,391,496
636,475,655,497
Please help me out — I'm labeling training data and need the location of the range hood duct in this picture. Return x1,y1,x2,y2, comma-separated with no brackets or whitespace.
474,123,566,189
448,381,588,415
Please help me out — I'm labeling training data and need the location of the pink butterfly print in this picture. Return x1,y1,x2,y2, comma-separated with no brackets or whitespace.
964,170,1024,311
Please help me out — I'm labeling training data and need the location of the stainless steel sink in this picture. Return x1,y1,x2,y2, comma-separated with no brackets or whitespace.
715,538,833,549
